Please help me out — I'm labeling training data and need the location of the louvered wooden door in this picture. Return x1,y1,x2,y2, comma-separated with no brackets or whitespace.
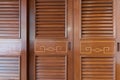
29,0,73,80
0,0,27,80
74,0,116,80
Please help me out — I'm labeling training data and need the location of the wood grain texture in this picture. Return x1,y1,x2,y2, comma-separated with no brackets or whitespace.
35,0,66,38
0,0,20,38
115,0,120,80
35,56,67,80
0,39,21,55
35,40,68,54
80,39,114,54
0,56,20,80
81,0,113,38
0,0,27,80
20,0,27,79
81,57,115,80
29,0,73,80
74,0,115,80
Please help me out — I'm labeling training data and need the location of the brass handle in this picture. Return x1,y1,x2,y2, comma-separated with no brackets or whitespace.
117,42,120,52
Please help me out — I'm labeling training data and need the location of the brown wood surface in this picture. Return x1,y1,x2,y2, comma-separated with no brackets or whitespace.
81,0,113,38
74,0,115,80
81,57,114,80
0,0,27,80
115,0,120,80
35,0,66,38
0,0,120,80
29,0,73,80
0,0,20,38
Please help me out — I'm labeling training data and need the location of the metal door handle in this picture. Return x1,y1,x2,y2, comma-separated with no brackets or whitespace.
117,42,120,52
68,42,71,51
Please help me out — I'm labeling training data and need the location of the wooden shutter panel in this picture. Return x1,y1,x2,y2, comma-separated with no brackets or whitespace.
81,0,113,38
35,0,66,38
0,0,20,38
81,57,115,80
30,0,73,80
0,0,21,79
0,0,27,80
0,56,20,80
36,56,66,80
74,0,115,80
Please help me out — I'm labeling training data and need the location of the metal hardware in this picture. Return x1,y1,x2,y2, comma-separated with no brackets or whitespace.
117,42,120,52
68,42,71,51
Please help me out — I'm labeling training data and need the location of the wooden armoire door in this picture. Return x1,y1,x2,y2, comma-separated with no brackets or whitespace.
29,0,73,80
74,0,116,80
115,0,120,80
0,0,27,80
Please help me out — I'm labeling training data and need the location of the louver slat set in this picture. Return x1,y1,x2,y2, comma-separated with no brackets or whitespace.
0,0,120,80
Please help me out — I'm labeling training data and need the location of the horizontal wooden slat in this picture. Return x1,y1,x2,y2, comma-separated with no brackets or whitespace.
0,0,20,38
36,35,65,38
37,9,65,12
36,12,65,15
82,28,113,31
0,2,18,5
0,56,20,80
36,0,65,1
82,31,113,34
0,5,18,8
82,69,113,72
82,7,112,11
81,57,114,80
82,14,112,17
36,24,64,27
82,17,112,20
36,28,65,31
36,3,65,6
82,0,112,4
82,4,112,7
36,56,66,80
82,21,113,24
36,6,65,9
0,15,18,18
82,24,112,27
35,0,66,38
82,34,113,38
81,0,113,38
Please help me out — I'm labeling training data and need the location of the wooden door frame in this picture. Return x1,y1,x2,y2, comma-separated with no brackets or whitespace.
21,0,27,80
28,0,35,79
74,0,81,80
115,0,120,80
